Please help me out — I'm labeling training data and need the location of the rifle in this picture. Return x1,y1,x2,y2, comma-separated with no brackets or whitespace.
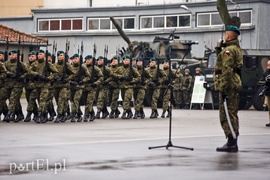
141,50,145,84
16,36,22,78
75,41,84,83
21,37,25,63
129,53,133,81
63,39,69,81
103,45,108,77
91,43,97,83
52,40,57,64
4,36,9,62
44,41,49,78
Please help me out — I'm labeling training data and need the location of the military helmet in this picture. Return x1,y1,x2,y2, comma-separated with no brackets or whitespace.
184,69,190,73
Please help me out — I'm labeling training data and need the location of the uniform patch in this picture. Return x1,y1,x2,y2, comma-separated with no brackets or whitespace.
225,50,230,55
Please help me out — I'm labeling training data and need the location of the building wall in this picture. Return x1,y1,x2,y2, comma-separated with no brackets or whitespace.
0,0,43,17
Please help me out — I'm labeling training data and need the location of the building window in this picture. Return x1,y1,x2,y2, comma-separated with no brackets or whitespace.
37,18,83,32
88,17,135,30
197,10,252,27
141,14,190,29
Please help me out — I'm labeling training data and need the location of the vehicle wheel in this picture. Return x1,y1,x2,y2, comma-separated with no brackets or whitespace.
252,86,264,111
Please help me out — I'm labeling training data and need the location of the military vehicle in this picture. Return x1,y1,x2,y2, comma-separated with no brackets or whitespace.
203,48,270,110
110,16,202,107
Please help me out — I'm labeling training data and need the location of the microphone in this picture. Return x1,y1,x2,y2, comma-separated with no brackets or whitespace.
182,41,199,45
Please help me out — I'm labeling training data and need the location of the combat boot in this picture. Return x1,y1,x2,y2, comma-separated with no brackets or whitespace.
9,111,16,122
102,107,109,119
109,110,115,118
121,110,127,119
41,112,48,123
266,122,270,127
35,112,42,123
126,109,133,119
76,113,82,122
150,109,155,118
15,111,24,122
83,112,90,122
133,111,140,119
114,109,121,118
54,114,63,123
70,112,76,122
95,109,101,119
24,111,32,122
166,109,171,118
140,109,145,119
90,111,95,121
161,110,166,118
3,111,12,122
216,135,238,152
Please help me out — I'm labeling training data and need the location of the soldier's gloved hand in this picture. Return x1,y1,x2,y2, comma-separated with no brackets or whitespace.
91,83,97,88
129,81,136,85
16,77,24,82
8,72,17,79
164,80,170,84
70,81,78,85
168,83,174,89
61,77,68,83
155,81,160,86
102,81,109,85
222,91,228,102
37,74,46,81
78,81,84,85
149,81,156,87
55,77,61,82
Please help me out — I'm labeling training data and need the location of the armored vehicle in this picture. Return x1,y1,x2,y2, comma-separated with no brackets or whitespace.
203,49,270,110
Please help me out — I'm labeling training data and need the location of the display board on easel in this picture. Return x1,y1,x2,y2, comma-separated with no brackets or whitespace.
190,76,206,109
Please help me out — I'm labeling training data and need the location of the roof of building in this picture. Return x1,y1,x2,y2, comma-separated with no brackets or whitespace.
0,24,47,45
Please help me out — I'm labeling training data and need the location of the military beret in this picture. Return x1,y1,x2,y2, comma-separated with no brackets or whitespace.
85,55,93,59
38,49,45,54
123,55,131,59
47,52,52,56
28,51,36,56
226,25,240,35
9,49,18,55
0,51,5,55
111,56,119,61
73,53,79,58
149,57,156,62
57,51,64,56
136,57,142,62
97,56,104,60
195,67,201,71
70,56,74,60
184,69,190,73
163,59,169,63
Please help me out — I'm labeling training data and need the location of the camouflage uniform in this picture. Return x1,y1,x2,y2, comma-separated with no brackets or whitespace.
30,55,58,123
53,53,76,123
84,56,103,121
70,59,90,122
172,69,183,109
3,51,29,122
112,56,141,119
261,67,270,126
181,69,192,109
160,64,171,118
145,58,167,118
0,60,7,118
214,25,242,153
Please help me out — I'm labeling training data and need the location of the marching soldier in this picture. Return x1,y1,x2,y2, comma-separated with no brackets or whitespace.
145,57,167,118
172,68,183,109
95,56,112,119
181,69,192,109
24,51,39,122
133,57,149,119
112,55,141,119
70,53,90,122
3,50,29,122
0,51,7,120
108,56,121,119
84,55,103,122
29,49,58,123
53,51,76,123
214,25,242,152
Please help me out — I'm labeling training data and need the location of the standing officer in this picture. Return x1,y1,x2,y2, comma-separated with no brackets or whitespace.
145,57,167,118
112,55,141,119
172,68,183,109
84,55,103,122
214,25,242,152
181,69,192,109
53,51,76,123
3,50,29,122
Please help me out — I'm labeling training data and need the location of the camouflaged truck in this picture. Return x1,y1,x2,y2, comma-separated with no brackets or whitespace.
203,48,270,110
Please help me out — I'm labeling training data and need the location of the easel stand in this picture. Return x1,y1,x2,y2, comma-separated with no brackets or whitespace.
148,87,194,151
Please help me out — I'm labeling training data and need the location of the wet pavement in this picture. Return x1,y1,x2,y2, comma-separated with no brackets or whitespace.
0,102,270,179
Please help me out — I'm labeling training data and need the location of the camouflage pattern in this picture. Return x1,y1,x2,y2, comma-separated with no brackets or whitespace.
214,39,243,137
108,64,120,111
0,61,7,115
181,72,192,106
160,67,171,111
172,69,183,107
